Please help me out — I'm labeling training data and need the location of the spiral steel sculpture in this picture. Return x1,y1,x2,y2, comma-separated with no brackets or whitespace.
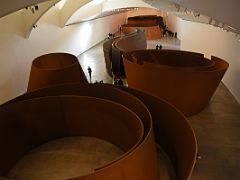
103,28,147,77
0,83,197,180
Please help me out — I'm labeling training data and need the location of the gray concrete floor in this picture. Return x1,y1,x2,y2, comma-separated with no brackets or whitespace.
8,137,124,180
189,83,240,180
8,39,240,180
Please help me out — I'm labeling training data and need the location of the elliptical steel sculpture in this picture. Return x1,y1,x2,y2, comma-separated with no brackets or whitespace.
123,49,229,116
27,53,88,92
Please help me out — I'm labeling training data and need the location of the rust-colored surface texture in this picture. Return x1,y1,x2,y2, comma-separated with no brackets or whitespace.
0,83,197,180
122,24,162,40
124,15,164,40
103,38,115,76
103,29,147,77
27,53,87,92
123,49,229,116
103,15,165,77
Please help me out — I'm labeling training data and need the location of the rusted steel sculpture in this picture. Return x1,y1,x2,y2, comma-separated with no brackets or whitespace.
123,49,229,116
123,15,164,40
103,15,164,77
27,53,87,92
0,83,197,180
103,38,115,76
103,28,147,77
111,29,147,77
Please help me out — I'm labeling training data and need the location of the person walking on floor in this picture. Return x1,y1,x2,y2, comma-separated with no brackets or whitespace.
87,66,92,82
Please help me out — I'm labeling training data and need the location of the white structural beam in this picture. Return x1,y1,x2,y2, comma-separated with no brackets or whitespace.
66,3,103,25
0,0,50,18
22,0,60,38
60,0,92,27
102,0,153,12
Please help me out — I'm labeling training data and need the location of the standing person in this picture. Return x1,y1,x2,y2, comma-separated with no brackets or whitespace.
117,78,124,86
156,44,159,50
87,66,92,82
113,76,118,85
159,44,163,50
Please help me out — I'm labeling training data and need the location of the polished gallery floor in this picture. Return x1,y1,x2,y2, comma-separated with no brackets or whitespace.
8,38,240,180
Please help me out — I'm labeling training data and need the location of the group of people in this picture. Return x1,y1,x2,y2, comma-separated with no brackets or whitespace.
156,44,163,50
161,24,177,38
114,78,124,86
87,66,124,86
107,33,115,39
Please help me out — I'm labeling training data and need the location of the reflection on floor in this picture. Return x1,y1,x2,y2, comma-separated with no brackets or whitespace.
78,43,112,84
78,40,240,179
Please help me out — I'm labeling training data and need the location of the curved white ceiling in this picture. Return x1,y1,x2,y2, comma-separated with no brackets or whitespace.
0,0,239,34
23,0,60,38
60,0,92,26
66,0,154,25
173,0,240,31
143,0,240,33
0,0,49,18
102,0,153,12
65,0,105,25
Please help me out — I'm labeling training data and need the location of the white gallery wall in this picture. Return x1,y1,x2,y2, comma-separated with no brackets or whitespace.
164,14,182,36
175,0,240,30
178,19,240,103
0,6,127,104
